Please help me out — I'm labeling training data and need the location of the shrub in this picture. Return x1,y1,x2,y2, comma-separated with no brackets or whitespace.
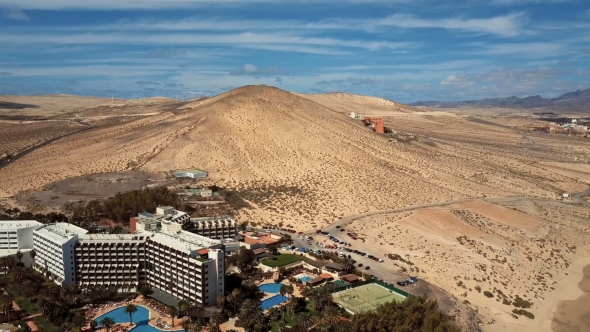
483,291,494,298
513,295,532,308
512,309,535,319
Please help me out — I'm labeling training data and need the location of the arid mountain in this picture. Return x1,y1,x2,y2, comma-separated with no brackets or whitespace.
0,85,589,332
410,88,590,110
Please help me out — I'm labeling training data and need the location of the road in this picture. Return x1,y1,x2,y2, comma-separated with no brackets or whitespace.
262,188,590,296
0,125,92,170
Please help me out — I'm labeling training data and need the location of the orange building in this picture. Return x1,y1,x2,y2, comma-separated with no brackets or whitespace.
364,117,385,134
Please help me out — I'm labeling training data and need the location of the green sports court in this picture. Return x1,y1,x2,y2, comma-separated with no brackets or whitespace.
332,282,407,314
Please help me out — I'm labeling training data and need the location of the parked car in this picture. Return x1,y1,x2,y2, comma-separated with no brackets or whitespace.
340,229,345,232
336,225,340,228
379,259,384,263
358,263,363,267
367,254,374,259
397,281,409,286
365,266,371,270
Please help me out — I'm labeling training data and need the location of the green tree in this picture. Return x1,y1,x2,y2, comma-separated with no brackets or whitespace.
298,312,314,329
124,304,138,324
15,250,23,263
29,249,36,264
90,320,98,330
168,306,179,327
0,294,13,321
217,295,226,313
238,299,264,332
138,285,153,298
8,266,28,293
350,295,460,332
20,280,38,302
100,317,115,332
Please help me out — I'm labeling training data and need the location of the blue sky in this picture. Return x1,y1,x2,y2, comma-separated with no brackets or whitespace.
0,0,589,102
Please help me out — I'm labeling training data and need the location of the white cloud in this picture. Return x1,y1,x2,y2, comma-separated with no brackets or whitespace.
0,32,412,53
1,9,31,21
0,0,412,10
472,42,565,57
229,64,284,76
375,12,525,36
440,74,474,87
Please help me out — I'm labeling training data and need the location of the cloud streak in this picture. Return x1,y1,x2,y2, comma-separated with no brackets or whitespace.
229,64,284,76
1,9,31,21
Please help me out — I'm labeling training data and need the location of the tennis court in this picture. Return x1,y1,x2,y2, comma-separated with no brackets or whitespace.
332,283,407,313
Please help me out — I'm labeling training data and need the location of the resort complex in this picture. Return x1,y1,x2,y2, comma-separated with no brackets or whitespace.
31,221,225,307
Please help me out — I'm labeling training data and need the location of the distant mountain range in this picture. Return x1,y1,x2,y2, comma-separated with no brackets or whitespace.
410,89,590,109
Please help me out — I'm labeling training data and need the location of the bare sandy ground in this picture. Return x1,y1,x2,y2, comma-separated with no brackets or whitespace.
347,199,590,332
1,86,590,331
537,162,590,185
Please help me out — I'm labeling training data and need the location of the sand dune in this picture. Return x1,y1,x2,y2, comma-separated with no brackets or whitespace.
1,85,590,331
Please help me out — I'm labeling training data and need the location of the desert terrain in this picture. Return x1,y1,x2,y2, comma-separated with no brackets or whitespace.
1,85,589,331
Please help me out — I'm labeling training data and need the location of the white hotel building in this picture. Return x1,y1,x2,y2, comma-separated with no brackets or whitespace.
32,222,225,307
0,220,43,269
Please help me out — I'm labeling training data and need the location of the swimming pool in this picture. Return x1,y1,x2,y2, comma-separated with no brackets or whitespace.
299,275,312,283
260,294,289,310
259,283,284,293
95,305,182,332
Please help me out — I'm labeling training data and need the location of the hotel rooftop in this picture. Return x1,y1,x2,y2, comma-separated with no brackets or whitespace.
78,232,151,244
35,223,88,244
151,230,221,254
0,220,43,229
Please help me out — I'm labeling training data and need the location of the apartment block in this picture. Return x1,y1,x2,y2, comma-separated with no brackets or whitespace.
188,216,237,239
130,206,190,233
33,222,224,306
32,223,88,286
0,220,43,269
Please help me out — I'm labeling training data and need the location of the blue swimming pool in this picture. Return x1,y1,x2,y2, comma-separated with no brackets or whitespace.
260,294,289,310
259,283,284,293
299,276,312,283
95,306,181,332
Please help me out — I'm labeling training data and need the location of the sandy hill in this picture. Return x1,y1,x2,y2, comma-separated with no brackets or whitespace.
296,91,419,116
1,85,590,331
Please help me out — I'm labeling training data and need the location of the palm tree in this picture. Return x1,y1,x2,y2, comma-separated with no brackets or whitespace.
61,285,74,302
100,317,115,332
286,284,294,299
279,284,288,317
231,288,240,313
267,307,280,321
341,258,354,274
0,294,13,321
297,312,314,329
37,297,55,320
29,250,36,264
15,251,23,263
182,320,191,332
178,300,190,317
210,311,223,326
277,320,286,332
8,267,28,293
238,299,263,332
168,306,179,327
216,295,225,312
90,320,98,330
124,304,138,324
20,280,38,302
190,321,202,332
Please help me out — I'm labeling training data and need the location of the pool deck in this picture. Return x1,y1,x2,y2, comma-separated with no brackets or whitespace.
86,296,186,331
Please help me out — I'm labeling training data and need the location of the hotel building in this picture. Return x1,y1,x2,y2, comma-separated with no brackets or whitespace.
188,216,237,239
0,220,43,269
33,221,224,306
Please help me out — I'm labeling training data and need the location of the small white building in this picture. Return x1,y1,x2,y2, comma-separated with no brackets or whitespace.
562,193,570,198
350,112,364,120
0,220,43,269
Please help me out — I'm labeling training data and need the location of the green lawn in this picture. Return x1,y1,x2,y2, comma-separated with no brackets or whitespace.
6,284,58,332
261,254,306,267
34,316,59,332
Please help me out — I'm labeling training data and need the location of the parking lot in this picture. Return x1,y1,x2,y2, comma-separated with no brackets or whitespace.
258,226,422,291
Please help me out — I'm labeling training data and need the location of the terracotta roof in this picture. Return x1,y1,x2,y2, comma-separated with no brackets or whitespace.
197,249,209,255
253,248,267,255
341,274,359,282
320,273,333,279
308,277,325,285
306,260,331,268
325,262,342,270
